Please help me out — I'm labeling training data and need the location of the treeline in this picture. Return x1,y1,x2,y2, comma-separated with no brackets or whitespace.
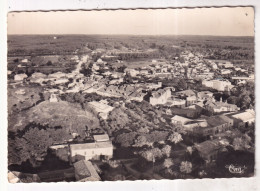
206,49,254,61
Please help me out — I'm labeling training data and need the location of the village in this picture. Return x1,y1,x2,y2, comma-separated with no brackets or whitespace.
7,37,255,182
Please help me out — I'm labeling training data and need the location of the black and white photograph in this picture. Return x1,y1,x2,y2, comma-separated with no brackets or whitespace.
7,6,255,183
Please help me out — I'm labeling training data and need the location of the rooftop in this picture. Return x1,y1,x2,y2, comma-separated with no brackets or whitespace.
232,109,255,122
151,88,171,98
93,134,109,142
195,139,223,154
176,89,196,97
74,160,101,181
70,141,113,150
205,100,239,110
88,101,114,113
206,115,232,127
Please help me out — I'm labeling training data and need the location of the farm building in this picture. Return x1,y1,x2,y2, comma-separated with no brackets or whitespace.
70,141,113,162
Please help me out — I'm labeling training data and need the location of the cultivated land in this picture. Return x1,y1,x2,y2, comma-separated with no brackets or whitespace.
8,35,255,182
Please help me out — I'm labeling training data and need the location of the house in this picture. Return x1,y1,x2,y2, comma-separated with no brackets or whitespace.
198,115,233,139
48,72,66,79
195,138,229,162
211,63,218,70
186,95,197,106
204,99,239,114
220,69,232,75
74,160,101,181
88,100,114,119
175,90,196,97
231,109,255,128
223,62,234,68
125,68,139,77
21,58,28,63
109,78,124,85
97,58,103,63
31,72,47,78
175,90,197,106
197,91,214,101
171,115,191,126
139,69,149,75
202,80,233,91
14,73,27,81
128,90,146,102
166,97,186,108
143,82,162,90
15,89,26,95
54,78,69,85
70,141,113,162
150,88,171,105
171,115,207,133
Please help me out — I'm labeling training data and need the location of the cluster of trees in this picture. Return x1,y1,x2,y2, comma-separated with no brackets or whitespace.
8,124,72,167
232,134,252,151
227,82,255,110
80,62,93,77
207,49,254,61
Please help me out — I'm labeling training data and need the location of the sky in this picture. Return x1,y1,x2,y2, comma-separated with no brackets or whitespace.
7,7,254,36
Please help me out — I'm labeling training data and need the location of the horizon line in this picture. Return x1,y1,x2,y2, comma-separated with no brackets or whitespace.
7,34,255,37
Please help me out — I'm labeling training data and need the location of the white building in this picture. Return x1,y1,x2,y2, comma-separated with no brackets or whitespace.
220,69,232,75
49,94,58,102
150,88,171,105
21,59,28,63
14,73,27,81
88,100,114,119
70,141,113,162
202,80,233,91
171,115,207,131
232,109,255,125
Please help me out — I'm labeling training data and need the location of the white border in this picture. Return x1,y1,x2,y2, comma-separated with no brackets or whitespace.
1,0,260,191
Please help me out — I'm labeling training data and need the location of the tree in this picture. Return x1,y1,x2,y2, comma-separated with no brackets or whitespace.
180,161,192,174
240,95,251,110
115,132,137,147
162,145,171,157
11,128,53,167
134,135,150,147
163,158,174,169
117,65,127,73
168,132,183,144
46,61,53,66
232,136,251,151
177,79,187,90
227,96,238,105
140,148,163,162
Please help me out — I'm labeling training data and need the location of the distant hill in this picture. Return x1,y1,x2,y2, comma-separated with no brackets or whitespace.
9,100,100,135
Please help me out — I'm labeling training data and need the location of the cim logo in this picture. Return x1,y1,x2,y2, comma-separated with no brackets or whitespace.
225,164,247,174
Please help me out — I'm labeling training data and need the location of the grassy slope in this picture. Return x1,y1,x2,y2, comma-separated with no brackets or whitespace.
9,100,100,133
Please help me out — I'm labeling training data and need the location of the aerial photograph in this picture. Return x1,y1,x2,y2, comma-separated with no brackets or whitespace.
7,7,255,182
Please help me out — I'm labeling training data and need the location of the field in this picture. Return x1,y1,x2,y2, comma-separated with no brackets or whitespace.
8,35,254,57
